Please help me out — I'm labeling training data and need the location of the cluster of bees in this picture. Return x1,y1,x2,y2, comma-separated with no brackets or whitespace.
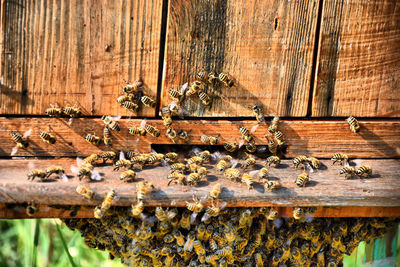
117,80,157,113
63,206,398,267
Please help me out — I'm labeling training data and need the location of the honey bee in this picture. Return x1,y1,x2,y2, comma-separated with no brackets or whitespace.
113,159,132,170
347,116,360,133
268,116,280,133
216,155,232,172
101,151,116,163
167,171,186,186
295,172,309,187
178,129,189,142
267,140,277,155
121,101,139,112
62,104,81,117
356,165,372,178
193,240,206,256
45,165,65,179
122,79,142,94
331,153,349,165
170,163,187,172
264,181,281,191
254,252,264,267
101,115,120,131
293,207,305,220
165,152,179,163
257,167,269,181
120,170,136,182
245,143,256,153
224,142,237,153
146,153,165,165
130,201,144,217
83,154,99,165
250,105,265,123
241,173,254,190
94,190,117,218
339,167,356,179
186,81,203,96
26,203,39,216
161,106,173,127
141,95,156,108
27,169,46,181
267,208,279,220
168,89,184,103
239,126,254,143
219,72,234,87
144,125,160,137
198,91,211,106
85,134,101,145
136,181,154,201
179,210,191,230
128,126,146,136
209,183,222,200
200,135,218,145
76,185,94,199
199,150,211,162
117,93,136,104
187,173,201,186
274,130,285,145
11,131,29,148
186,194,204,213
76,163,94,181
293,155,308,168
187,156,203,165
103,127,112,146
45,104,63,117
184,232,196,252
197,70,218,84
197,166,207,178
224,168,241,181
165,128,179,143
242,155,256,170
307,157,320,169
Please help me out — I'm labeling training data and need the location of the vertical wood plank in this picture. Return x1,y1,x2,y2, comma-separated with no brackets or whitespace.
312,0,400,117
0,0,163,116
161,0,320,117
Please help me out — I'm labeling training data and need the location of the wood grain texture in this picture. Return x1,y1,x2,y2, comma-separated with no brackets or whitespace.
0,118,399,158
161,0,319,117
312,0,400,117
2,204,399,219
0,0,163,116
0,159,399,209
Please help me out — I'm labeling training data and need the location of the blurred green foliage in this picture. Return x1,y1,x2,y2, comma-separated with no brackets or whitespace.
0,219,124,267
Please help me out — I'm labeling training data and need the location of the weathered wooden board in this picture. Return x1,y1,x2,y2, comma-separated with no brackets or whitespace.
0,118,399,158
0,0,163,116
2,204,400,219
312,0,400,117
161,0,320,117
0,159,399,209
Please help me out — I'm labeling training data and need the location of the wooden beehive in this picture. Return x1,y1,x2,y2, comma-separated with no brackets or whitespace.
0,0,399,219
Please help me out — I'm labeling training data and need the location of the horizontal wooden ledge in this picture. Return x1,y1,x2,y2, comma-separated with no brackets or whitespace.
2,205,399,219
0,159,399,211
0,118,399,158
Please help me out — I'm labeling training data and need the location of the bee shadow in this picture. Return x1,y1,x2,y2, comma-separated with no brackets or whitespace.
207,174,218,182
348,161,357,167
134,177,145,182
220,187,235,199
275,163,290,169
197,180,210,187
253,183,265,193
268,176,280,181
37,178,58,183
317,162,328,170
66,175,75,179
307,180,319,187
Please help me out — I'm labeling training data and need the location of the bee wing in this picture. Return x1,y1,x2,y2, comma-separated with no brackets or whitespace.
251,124,259,134
184,237,194,252
217,201,227,210
10,145,19,156
191,146,201,156
238,140,245,148
249,170,259,178
273,218,283,229
70,165,79,174
231,160,239,169
59,173,69,182
119,151,126,160
68,118,74,125
343,160,350,167
180,82,189,94
201,213,211,222
211,151,222,162
305,214,314,223
76,157,84,167
140,119,147,128
190,212,198,224
161,159,169,167
353,158,362,167
111,116,122,121
23,128,32,138
167,210,178,220
90,170,102,181
305,163,314,173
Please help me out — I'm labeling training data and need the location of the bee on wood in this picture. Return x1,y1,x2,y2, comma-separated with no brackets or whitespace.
265,180,281,191
347,116,360,133
101,151,116,163
293,207,305,220
120,170,136,182
274,130,285,145
209,183,222,200
186,194,204,213
94,190,117,218
241,173,254,190
307,157,320,169
145,124,160,137
245,143,256,153
219,72,234,87
27,169,46,181
178,129,189,142
224,142,238,153
268,140,278,154
113,159,132,171
136,181,154,201
198,91,211,106
187,173,201,186
339,167,356,179
103,127,112,146
331,153,349,165
242,155,256,170
224,168,241,181
45,104,63,117
293,155,308,168
166,128,179,143
170,163,187,172
76,185,94,199
250,105,265,123
101,115,120,131
268,116,280,133
295,172,309,187
160,106,173,127
141,95,156,108
186,156,203,165
85,134,101,145
167,171,186,186
265,155,280,167
39,131,56,144
146,153,165,165
131,201,144,217
76,163,94,181
216,156,231,172
122,79,142,94
199,150,211,162
165,152,179,163
128,124,146,136
121,101,139,112
45,165,65,179
62,104,81,117
117,93,136,104
356,165,372,178
83,154,99,165
168,89,184,103
26,203,39,216
239,126,254,143
200,135,218,145
186,81,203,96
257,167,269,181
197,70,218,84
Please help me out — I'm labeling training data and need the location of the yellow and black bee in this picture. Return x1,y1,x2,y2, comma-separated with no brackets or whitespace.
295,172,309,187
251,105,265,123
113,159,132,171
224,142,237,153
265,155,280,167
332,153,349,165
268,140,277,154
39,131,56,144
161,106,173,127
216,155,232,172
239,126,254,143
136,181,154,201
45,104,63,117
356,165,372,178
168,89,184,103
258,167,269,181
265,181,281,191
128,126,146,136
62,104,81,117
242,156,256,170
339,167,356,179
120,170,136,182
293,208,305,220
122,79,142,94
85,134,101,145
76,185,94,199
103,127,112,146
209,183,222,200
45,165,64,178
186,81,203,96
145,125,160,137
178,129,189,142
141,95,156,108
26,203,39,216
197,70,218,84
219,72,234,87
101,151,116,163
245,143,257,153
347,116,360,133
268,116,280,133
166,128,179,143
241,173,254,190
224,168,241,181
116,93,136,104
11,131,29,148
121,101,139,112
198,91,211,106
293,155,308,168
101,115,120,131
274,130,285,145
77,163,93,181
27,169,46,181
307,157,320,169
200,135,218,145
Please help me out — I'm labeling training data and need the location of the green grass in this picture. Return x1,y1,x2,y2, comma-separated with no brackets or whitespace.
0,219,124,267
